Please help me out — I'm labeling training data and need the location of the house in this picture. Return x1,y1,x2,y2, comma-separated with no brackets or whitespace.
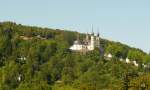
18,56,26,61
20,36,33,40
104,53,113,60
18,74,22,82
36,35,47,40
126,58,130,63
107,53,113,58
132,61,139,67
119,58,123,61
142,64,147,68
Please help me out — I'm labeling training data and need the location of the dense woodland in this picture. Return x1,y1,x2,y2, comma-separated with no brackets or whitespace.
0,22,150,90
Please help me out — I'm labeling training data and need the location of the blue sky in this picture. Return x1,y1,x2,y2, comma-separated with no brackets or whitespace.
0,0,150,53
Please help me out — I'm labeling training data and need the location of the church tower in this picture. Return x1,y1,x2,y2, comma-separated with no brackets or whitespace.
95,32,100,48
86,32,89,41
90,31,95,50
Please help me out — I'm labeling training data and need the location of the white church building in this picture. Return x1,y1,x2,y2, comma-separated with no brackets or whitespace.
69,32,100,52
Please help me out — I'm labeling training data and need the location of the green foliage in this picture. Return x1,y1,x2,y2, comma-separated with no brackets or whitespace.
128,50,145,63
144,55,150,64
0,22,149,90
129,73,150,90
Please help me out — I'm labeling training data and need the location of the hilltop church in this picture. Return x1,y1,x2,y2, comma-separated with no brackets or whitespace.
69,31,100,52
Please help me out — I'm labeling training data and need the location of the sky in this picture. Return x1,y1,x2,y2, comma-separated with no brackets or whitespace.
0,0,150,53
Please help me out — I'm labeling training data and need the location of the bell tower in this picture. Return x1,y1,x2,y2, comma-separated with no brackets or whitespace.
90,29,95,50
95,32,100,48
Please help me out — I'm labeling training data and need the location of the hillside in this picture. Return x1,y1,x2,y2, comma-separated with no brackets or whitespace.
0,22,150,90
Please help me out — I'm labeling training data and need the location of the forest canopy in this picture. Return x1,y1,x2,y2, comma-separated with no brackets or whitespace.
0,22,150,90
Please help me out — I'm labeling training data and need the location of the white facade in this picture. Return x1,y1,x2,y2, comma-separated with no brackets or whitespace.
120,58,123,61
18,56,26,62
126,58,130,63
69,32,100,52
142,64,147,68
107,53,112,58
69,44,83,51
90,35,95,50
104,53,113,60
18,74,22,82
133,61,139,67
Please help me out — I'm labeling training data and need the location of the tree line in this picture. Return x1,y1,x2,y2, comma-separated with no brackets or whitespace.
0,22,150,90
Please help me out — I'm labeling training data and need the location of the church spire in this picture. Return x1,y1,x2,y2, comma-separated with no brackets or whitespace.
97,28,100,37
91,26,94,35
95,28,100,48
86,32,89,41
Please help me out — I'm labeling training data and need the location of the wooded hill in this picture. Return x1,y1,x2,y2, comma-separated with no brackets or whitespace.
0,22,150,90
